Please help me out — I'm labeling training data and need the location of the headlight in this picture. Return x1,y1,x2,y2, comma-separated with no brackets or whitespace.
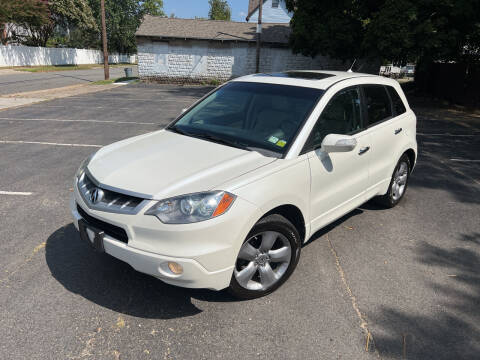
75,152,97,179
145,191,236,224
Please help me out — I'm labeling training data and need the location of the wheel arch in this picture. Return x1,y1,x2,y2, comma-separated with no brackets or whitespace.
404,148,416,171
260,204,306,243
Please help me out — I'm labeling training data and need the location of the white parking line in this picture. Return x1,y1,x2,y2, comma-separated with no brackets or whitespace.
424,150,480,187
0,140,102,148
0,191,32,196
0,117,156,125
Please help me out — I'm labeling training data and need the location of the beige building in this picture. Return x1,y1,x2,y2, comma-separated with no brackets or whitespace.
136,16,339,82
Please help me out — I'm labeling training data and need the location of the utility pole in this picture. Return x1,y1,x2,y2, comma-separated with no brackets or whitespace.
100,0,109,80
255,0,263,73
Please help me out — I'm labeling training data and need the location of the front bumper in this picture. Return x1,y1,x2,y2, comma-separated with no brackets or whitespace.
70,187,261,291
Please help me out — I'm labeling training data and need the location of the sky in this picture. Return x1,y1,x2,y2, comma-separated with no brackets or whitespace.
163,0,249,22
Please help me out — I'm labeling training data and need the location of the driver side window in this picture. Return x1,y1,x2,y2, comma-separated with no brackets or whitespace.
303,87,362,152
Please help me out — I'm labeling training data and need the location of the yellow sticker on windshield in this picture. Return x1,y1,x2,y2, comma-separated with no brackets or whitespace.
276,140,287,147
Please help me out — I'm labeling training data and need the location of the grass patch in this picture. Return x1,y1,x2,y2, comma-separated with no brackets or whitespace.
90,79,116,85
200,78,223,86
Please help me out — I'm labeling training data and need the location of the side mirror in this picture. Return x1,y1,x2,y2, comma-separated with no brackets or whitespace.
181,108,188,114
321,134,357,153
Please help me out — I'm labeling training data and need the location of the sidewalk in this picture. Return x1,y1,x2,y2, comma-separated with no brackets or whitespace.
0,69,18,76
0,83,124,110
0,65,137,95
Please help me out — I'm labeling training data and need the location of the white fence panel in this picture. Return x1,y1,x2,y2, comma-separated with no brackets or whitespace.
0,45,136,66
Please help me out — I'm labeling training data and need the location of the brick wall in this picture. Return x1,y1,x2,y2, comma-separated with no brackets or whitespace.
137,38,340,82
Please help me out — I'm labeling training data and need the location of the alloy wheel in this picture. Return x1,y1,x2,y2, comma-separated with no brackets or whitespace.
234,231,291,291
392,161,408,201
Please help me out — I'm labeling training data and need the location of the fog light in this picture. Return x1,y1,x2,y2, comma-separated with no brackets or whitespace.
168,262,183,275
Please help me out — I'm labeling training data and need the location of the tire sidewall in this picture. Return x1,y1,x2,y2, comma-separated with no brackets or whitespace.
387,154,411,207
229,215,301,299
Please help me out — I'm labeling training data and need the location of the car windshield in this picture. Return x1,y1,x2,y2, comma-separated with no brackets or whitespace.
168,82,324,157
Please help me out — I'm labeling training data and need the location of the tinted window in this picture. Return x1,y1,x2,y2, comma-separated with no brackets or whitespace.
303,87,362,152
171,82,323,157
363,85,392,126
386,86,406,115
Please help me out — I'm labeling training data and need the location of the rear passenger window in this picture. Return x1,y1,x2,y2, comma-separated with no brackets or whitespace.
363,85,392,126
386,86,406,115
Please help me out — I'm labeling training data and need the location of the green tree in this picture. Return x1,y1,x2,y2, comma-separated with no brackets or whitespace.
5,0,98,47
285,0,480,66
287,0,480,63
286,0,364,61
88,0,165,54
142,0,165,16
2,0,165,50
41,0,98,47
367,0,480,65
208,0,231,21
50,0,98,33
287,0,480,96
0,0,50,45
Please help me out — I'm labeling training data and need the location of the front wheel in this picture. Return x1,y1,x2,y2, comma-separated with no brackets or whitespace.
375,154,411,208
228,214,301,299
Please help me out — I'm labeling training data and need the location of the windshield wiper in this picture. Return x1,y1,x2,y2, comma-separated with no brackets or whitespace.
168,126,250,151
190,132,250,151
167,125,191,136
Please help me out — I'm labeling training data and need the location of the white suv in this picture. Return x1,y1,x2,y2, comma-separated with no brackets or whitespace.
71,71,417,299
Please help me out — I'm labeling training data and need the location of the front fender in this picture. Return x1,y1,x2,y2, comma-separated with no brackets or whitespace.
227,157,311,240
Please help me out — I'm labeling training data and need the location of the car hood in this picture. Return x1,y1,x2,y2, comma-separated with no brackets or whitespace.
87,130,276,199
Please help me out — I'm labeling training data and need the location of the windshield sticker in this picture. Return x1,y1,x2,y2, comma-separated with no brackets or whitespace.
276,140,287,148
268,136,279,144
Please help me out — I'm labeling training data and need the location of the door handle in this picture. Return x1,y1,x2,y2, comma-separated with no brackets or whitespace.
358,146,370,155
395,128,403,134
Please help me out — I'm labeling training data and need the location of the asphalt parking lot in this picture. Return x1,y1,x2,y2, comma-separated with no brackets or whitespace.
0,83,479,360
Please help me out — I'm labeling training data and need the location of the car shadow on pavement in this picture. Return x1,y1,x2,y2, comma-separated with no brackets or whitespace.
45,224,237,320
371,232,480,359
411,151,479,205
303,208,364,248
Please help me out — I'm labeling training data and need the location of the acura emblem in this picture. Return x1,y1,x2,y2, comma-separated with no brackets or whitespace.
90,188,104,204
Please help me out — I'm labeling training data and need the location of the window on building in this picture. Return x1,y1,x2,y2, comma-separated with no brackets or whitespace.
272,0,280,8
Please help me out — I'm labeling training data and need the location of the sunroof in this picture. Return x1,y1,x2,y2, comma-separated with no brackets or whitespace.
255,72,335,80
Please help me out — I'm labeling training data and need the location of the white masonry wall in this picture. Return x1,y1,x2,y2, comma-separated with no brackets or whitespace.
0,45,136,67
137,39,339,81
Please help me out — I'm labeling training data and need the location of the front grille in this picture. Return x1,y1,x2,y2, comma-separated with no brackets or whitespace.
78,172,144,214
77,204,129,243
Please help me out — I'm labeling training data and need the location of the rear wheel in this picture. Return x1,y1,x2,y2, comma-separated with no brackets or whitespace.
228,214,301,299
375,154,410,208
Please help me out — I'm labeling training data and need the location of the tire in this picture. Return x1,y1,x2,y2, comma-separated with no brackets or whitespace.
375,154,411,208
228,214,301,299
